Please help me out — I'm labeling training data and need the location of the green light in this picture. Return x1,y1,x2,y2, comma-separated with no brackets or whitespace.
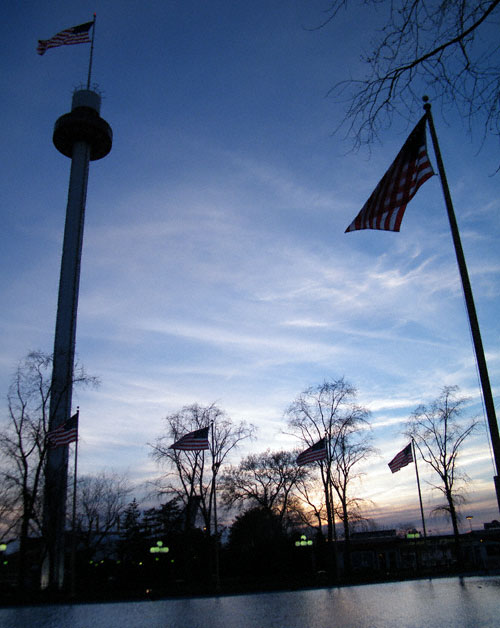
157,541,163,547
150,545,169,554
296,536,312,547
0,544,7,552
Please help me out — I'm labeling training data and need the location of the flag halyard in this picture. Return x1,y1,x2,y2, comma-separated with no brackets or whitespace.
37,21,94,56
346,116,434,233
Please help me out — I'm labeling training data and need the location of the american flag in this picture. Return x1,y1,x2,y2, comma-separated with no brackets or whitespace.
37,21,94,56
345,116,434,232
47,413,79,448
170,426,210,451
388,443,413,473
296,438,327,466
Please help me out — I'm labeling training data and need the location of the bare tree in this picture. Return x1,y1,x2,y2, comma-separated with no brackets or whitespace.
150,403,255,535
0,480,17,544
0,351,96,588
220,450,309,525
73,471,132,559
329,427,376,573
314,1,500,149
291,474,328,536
405,385,478,562
285,378,371,543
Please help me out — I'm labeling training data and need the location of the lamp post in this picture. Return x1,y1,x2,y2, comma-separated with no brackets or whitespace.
466,516,474,533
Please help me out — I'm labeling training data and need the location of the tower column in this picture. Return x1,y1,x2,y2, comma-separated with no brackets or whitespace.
41,90,112,591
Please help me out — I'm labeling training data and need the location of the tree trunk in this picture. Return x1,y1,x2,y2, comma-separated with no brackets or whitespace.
342,502,351,576
446,490,462,568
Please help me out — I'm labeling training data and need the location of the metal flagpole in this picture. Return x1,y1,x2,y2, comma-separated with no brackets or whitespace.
70,408,79,598
210,421,220,591
324,434,338,579
86,14,97,89
412,439,427,538
423,97,500,513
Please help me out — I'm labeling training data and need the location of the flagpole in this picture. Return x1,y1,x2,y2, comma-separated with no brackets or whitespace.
412,439,427,539
86,14,97,89
210,421,220,591
324,434,339,580
70,408,79,598
423,97,500,513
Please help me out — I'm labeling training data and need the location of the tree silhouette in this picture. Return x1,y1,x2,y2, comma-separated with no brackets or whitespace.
315,1,500,149
405,385,478,563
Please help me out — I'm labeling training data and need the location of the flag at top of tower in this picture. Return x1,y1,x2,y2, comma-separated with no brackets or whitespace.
170,426,210,451
37,20,94,56
345,116,434,233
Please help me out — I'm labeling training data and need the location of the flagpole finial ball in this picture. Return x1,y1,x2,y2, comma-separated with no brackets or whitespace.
422,95,431,112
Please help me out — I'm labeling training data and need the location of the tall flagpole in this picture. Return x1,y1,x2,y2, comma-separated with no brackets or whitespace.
412,439,427,539
210,421,220,591
70,408,80,598
86,14,97,89
423,97,500,512
325,434,338,579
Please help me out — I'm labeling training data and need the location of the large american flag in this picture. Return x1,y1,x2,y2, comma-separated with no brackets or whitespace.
170,426,210,451
37,21,94,56
296,438,327,466
388,442,413,473
345,116,434,232
47,413,79,448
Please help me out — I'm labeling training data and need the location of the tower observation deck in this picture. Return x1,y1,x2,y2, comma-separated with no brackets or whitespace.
53,89,112,160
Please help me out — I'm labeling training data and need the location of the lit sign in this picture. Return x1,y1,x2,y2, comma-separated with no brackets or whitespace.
150,540,170,554
295,535,313,547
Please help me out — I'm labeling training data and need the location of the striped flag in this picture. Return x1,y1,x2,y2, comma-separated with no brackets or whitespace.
37,20,94,56
345,116,434,232
388,443,413,473
296,438,327,466
170,426,210,451
47,413,79,448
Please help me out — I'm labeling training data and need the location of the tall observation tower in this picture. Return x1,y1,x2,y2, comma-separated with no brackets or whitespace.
42,88,112,590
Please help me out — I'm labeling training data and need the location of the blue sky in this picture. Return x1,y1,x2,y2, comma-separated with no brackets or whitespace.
1,1,499,532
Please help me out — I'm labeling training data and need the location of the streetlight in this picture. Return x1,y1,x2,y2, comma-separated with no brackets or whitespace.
466,515,474,533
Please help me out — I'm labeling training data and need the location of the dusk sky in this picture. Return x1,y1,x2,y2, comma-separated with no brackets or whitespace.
1,1,499,533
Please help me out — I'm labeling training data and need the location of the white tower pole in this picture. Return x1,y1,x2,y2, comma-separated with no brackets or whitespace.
41,89,112,591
